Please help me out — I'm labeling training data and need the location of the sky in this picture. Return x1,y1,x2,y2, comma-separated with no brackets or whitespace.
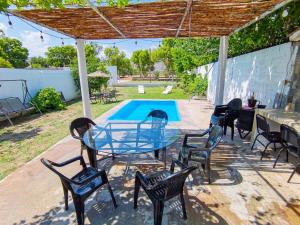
0,13,161,58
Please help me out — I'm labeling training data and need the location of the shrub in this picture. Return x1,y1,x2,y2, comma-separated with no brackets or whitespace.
32,87,66,112
178,73,208,96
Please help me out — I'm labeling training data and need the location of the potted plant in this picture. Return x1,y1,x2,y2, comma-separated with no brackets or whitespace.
248,92,257,108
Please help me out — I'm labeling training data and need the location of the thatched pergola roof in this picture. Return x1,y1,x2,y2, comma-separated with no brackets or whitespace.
11,0,286,40
88,71,110,78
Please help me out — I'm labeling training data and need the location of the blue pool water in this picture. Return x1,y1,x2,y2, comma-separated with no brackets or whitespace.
108,100,181,121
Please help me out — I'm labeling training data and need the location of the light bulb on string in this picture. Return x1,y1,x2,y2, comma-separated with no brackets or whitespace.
255,23,258,32
135,41,137,45
7,14,12,28
40,31,44,42
61,38,64,46
113,43,116,48
282,9,288,18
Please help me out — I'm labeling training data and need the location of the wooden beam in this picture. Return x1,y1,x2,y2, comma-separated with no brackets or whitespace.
232,0,294,34
87,0,126,38
175,0,193,38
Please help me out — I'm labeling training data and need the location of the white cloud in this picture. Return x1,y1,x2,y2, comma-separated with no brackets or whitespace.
0,22,8,35
19,31,51,57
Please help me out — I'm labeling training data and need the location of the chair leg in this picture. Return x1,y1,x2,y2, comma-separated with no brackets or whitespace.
223,125,227,136
180,192,187,219
273,142,277,151
251,134,259,151
134,177,140,209
273,148,285,168
62,184,68,210
286,149,289,162
206,158,211,184
231,125,234,140
261,142,272,160
107,183,117,208
288,163,300,183
74,198,85,225
153,201,164,225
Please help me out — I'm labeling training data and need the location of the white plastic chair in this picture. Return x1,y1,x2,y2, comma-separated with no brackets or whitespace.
162,85,173,94
138,85,145,94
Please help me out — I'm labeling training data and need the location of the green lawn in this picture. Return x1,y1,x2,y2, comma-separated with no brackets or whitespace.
0,87,190,180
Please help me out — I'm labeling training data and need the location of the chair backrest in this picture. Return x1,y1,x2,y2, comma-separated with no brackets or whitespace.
256,114,270,135
205,125,223,150
280,124,300,154
227,98,242,111
158,165,196,200
70,117,96,140
236,109,255,131
147,110,168,128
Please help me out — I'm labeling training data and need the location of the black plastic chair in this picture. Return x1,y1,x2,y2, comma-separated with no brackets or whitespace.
273,124,300,182
41,156,117,225
235,109,255,139
133,160,196,225
137,110,168,159
70,117,96,157
179,125,223,184
251,114,282,160
210,98,242,140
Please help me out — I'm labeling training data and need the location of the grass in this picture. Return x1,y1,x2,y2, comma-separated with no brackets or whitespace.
0,87,190,180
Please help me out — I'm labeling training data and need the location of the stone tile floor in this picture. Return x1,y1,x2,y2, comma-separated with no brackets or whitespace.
0,100,299,225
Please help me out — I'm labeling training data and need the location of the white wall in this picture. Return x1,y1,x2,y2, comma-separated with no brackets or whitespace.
204,42,298,108
0,68,78,102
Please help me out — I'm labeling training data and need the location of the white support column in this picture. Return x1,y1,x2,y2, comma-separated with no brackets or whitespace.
76,39,92,118
215,36,229,105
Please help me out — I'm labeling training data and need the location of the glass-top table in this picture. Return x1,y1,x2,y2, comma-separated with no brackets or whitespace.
83,121,180,168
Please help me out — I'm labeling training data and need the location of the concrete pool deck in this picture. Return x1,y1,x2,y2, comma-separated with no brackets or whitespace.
0,100,299,225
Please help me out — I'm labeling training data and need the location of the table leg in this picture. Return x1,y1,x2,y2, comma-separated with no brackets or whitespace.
163,147,167,169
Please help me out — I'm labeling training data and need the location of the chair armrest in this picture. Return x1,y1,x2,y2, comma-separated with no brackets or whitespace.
49,156,85,168
170,159,187,173
183,129,210,146
136,171,155,190
71,169,107,186
186,147,210,159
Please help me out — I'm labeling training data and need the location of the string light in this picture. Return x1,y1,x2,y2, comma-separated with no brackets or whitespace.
40,31,44,42
282,9,288,17
7,14,12,28
135,41,138,45
61,38,64,46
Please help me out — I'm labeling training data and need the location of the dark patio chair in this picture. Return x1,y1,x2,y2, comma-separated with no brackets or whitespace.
272,124,300,182
70,117,96,157
210,98,242,140
41,156,117,225
133,159,196,225
251,114,282,160
235,109,255,139
179,125,223,184
137,110,168,159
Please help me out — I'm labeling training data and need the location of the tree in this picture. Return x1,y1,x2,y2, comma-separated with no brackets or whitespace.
131,49,153,77
46,45,77,67
0,0,128,12
0,56,12,68
0,37,29,68
70,44,108,89
30,56,48,68
104,47,132,76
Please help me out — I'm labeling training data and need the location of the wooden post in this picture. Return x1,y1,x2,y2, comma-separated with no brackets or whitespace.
76,39,92,118
215,36,229,105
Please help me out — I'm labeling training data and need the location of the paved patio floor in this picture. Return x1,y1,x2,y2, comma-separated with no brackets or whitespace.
0,100,299,225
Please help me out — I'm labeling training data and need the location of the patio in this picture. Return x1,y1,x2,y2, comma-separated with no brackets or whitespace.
0,100,299,225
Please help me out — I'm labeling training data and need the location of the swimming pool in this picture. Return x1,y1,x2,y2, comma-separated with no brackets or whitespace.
108,100,181,122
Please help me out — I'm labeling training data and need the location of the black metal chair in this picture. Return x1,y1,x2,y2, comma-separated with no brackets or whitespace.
137,110,168,159
133,159,196,225
251,114,282,160
41,156,117,225
235,109,255,139
179,125,223,184
273,124,300,182
210,98,242,140
70,117,96,157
